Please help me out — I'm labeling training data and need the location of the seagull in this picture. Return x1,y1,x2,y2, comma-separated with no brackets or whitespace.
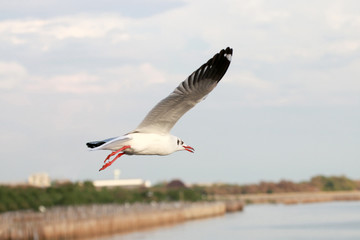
87,47,233,171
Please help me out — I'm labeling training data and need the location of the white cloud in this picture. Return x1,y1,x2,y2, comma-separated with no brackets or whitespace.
45,15,128,40
325,2,360,31
0,62,27,90
1,1,359,107
106,63,168,86
227,71,275,90
0,14,131,50
28,73,103,94
0,60,170,96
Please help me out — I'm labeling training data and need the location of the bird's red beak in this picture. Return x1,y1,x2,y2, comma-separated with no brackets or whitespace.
183,145,195,153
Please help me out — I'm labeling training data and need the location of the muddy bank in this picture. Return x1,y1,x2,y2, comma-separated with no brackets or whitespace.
0,201,243,240
215,190,360,205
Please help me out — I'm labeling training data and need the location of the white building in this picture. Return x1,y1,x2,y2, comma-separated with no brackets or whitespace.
93,179,151,188
28,173,51,187
93,169,151,188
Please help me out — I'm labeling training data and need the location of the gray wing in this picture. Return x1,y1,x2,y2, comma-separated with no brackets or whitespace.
134,47,233,134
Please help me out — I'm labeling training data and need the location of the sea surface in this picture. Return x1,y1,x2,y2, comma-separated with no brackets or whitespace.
99,201,360,240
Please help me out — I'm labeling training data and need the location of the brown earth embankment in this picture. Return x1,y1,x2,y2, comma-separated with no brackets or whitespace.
214,190,360,205
0,201,243,240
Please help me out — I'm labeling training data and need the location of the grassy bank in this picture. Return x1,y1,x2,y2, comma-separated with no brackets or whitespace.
1,175,359,213
203,175,360,195
0,182,205,213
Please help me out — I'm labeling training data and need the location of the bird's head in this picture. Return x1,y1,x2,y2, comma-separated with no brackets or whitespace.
175,138,194,153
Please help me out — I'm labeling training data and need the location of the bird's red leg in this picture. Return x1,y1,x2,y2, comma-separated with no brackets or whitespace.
104,145,131,162
103,151,117,162
99,145,131,171
99,152,125,171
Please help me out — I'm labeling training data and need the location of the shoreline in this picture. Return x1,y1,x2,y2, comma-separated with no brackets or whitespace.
2,191,360,239
214,190,360,204
0,201,243,240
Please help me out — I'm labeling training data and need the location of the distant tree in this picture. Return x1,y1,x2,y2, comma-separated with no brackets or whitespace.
310,175,357,191
167,179,186,189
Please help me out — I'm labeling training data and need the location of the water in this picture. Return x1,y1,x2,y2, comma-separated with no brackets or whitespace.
100,201,360,240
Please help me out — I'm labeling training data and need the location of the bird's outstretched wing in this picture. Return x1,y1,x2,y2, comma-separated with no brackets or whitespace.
134,47,233,134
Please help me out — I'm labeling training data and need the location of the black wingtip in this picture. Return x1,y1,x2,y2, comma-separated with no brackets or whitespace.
187,47,233,87
206,47,233,65
203,47,233,82
224,47,233,61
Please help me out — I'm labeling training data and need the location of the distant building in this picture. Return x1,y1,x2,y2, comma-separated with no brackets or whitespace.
93,169,151,188
93,179,151,188
28,173,51,187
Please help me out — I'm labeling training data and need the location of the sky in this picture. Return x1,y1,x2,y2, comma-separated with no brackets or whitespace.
0,0,359,185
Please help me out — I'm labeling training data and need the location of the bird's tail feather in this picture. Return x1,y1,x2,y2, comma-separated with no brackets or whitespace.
86,137,117,149
86,136,131,151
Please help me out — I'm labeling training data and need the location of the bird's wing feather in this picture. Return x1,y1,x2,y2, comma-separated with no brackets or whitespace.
134,47,233,134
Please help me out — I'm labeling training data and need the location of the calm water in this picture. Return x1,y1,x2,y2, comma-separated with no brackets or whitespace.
100,201,360,240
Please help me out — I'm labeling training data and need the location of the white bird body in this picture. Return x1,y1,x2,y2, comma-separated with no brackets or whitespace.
125,133,180,155
87,47,233,171
92,133,184,155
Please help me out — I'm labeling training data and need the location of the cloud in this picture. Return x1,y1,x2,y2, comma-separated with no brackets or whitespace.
1,1,360,108
227,71,275,90
0,0,186,19
28,73,103,94
0,62,27,90
104,63,169,86
325,1,360,31
0,14,131,50
0,60,170,97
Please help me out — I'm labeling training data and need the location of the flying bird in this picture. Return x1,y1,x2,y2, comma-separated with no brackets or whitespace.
87,47,233,171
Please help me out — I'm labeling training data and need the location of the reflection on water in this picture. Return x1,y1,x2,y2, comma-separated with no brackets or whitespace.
99,201,360,240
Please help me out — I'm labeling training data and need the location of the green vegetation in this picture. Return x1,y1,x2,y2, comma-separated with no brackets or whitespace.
0,181,205,213
310,175,358,191
0,175,359,213
204,175,360,195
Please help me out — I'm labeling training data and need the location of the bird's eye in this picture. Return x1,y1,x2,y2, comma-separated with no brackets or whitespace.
181,140,184,145
177,139,180,145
